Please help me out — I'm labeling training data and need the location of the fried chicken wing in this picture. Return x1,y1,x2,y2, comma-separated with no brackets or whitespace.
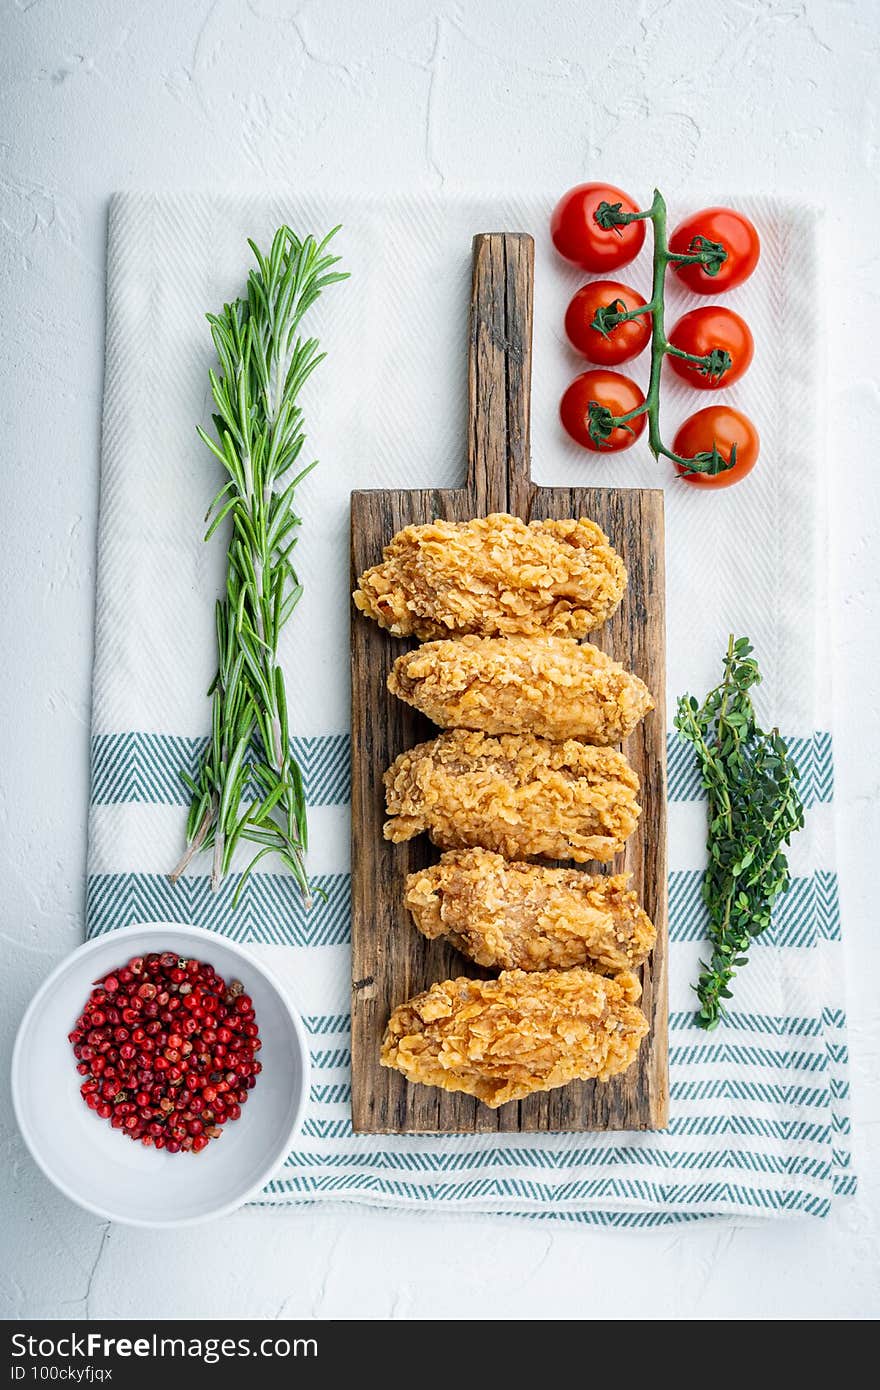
381,967,648,1107
384,729,640,862
388,634,654,743
353,512,626,640
405,848,656,974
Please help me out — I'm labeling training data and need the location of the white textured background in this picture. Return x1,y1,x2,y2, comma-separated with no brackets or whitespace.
1,0,878,1320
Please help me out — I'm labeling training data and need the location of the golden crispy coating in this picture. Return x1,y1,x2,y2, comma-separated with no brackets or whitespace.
405,848,656,974
384,729,640,863
381,967,648,1107
353,513,626,640
388,634,654,743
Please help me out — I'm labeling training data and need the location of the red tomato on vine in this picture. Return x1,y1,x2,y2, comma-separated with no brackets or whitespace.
673,406,759,487
565,281,651,366
667,306,754,389
551,183,646,272
669,207,760,293
560,370,646,452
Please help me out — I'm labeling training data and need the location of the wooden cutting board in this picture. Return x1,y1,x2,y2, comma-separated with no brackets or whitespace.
350,232,668,1134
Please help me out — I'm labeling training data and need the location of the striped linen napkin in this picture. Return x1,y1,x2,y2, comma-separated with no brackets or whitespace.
88,192,853,1222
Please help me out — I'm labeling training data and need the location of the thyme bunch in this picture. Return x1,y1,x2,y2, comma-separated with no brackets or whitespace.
675,637,805,1028
169,226,348,906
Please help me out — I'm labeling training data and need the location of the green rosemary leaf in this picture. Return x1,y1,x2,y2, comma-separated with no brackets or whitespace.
231,846,275,909
675,634,805,1027
203,496,238,542
275,665,289,757
279,586,303,628
254,780,290,825
196,428,231,469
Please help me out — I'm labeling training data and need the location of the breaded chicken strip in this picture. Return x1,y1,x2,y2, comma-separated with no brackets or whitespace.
384,729,640,862
388,634,654,743
381,967,648,1107
405,849,656,974
353,512,626,640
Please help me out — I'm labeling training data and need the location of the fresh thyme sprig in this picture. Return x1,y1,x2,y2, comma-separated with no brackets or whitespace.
169,226,348,906
675,636,805,1028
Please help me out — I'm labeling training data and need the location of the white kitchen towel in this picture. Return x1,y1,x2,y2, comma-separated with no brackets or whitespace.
87,192,853,1222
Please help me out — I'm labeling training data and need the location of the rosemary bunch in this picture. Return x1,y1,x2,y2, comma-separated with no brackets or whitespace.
169,226,348,906
675,636,805,1028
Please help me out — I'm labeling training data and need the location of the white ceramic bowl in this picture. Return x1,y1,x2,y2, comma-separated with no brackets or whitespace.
11,922,309,1227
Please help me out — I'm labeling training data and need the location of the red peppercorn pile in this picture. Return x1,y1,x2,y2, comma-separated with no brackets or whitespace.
69,953,262,1153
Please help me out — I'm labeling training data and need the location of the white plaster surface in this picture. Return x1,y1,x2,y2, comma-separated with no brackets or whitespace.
1,0,878,1321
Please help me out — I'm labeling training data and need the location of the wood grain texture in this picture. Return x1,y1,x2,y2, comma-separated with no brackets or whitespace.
350,232,668,1133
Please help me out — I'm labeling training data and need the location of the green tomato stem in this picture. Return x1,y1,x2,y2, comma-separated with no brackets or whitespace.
592,201,654,230
589,299,656,338
664,344,705,366
665,342,733,385
643,189,669,460
613,304,655,324
615,403,649,425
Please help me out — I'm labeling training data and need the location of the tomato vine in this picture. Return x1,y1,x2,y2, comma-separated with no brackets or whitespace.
586,190,737,478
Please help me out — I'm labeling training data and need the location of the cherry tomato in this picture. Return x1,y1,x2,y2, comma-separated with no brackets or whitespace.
551,183,646,273
672,406,760,488
667,306,754,390
669,207,760,293
560,370,647,452
564,280,651,366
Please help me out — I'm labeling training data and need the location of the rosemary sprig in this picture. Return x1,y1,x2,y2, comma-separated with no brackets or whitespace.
674,636,805,1028
169,226,348,906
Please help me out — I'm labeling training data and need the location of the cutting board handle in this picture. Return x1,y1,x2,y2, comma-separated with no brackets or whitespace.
466,232,535,515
